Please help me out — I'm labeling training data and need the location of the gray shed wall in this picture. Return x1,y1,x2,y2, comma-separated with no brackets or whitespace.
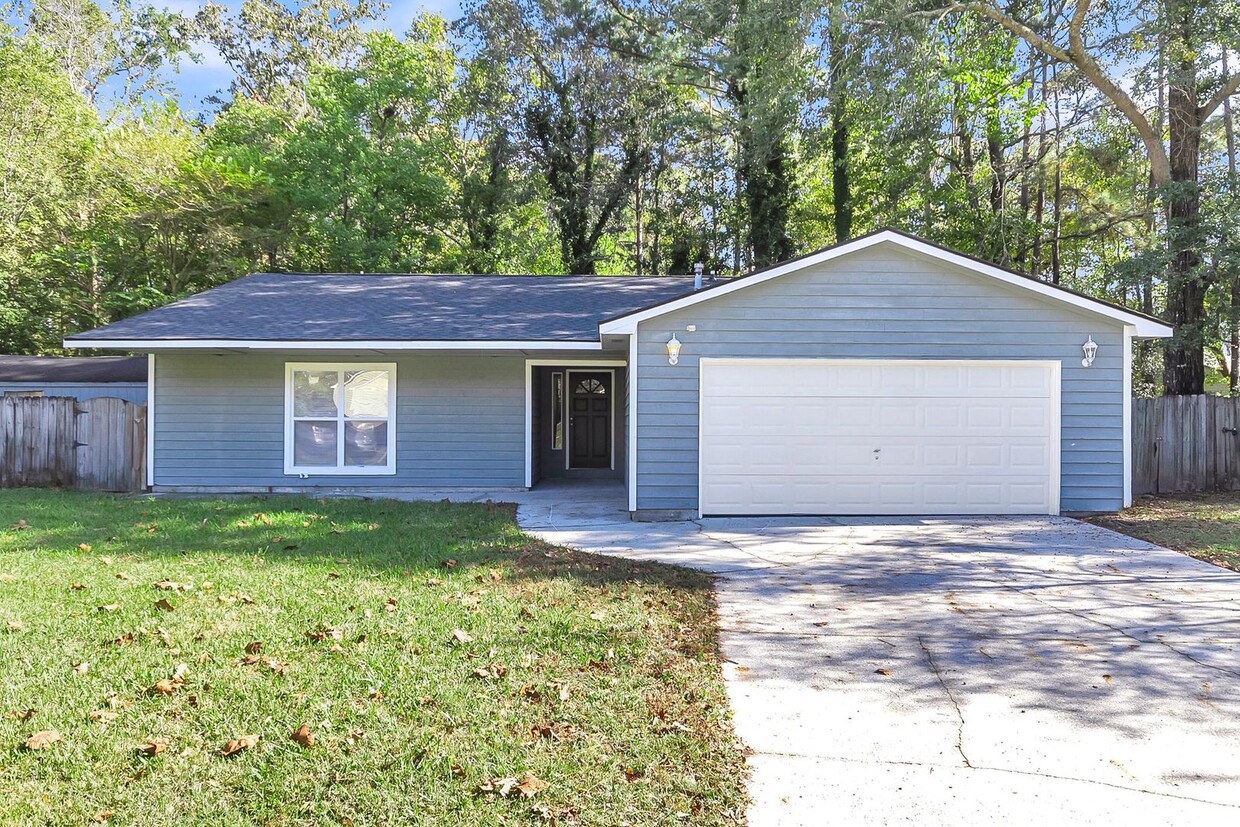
0,382,147,404
634,245,1128,514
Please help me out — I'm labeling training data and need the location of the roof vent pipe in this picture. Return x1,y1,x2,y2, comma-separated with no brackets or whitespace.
693,262,704,290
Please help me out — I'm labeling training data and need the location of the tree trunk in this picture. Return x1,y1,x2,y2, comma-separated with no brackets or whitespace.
1161,0,1205,395
827,11,852,242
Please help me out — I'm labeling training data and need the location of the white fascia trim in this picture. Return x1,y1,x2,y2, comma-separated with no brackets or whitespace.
65,339,605,351
599,231,1175,338
1123,325,1135,508
146,353,155,488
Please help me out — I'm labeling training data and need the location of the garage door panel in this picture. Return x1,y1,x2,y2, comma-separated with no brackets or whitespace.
699,360,1057,516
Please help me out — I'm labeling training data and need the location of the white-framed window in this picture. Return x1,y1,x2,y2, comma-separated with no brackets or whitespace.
284,362,396,475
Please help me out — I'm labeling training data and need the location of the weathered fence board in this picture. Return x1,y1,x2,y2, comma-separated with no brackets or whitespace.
0,396,146,492
1133,395,1240,495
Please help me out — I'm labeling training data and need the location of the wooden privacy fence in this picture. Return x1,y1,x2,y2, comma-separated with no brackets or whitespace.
0,396,146,492
1133,395,1240,496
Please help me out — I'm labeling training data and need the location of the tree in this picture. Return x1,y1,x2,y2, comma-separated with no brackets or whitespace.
953,0,1240,393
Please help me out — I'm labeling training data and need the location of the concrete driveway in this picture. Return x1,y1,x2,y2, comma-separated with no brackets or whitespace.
516,492,1240,825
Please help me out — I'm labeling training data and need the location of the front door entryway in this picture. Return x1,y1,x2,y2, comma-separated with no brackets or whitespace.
568,371,612,469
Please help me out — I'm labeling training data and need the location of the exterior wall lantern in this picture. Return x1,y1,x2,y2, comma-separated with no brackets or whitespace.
1081,335,1098,367
666,334,682,365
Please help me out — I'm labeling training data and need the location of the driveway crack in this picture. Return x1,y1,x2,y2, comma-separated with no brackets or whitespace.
918,634,973,768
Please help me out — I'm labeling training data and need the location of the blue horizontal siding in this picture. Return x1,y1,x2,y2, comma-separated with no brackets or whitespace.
635,244,1128,513
153,353,526,488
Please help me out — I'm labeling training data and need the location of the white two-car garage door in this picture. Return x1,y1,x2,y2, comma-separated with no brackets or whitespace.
698,360,1060,516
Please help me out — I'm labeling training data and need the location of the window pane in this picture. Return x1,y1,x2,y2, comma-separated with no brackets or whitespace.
344,370,389,417
293,420,338,466
344,421,388,466
551,372,563,450
293,371,338,417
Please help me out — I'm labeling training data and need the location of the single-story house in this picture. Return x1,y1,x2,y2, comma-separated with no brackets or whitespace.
0,355,148,404
65,229,1172,517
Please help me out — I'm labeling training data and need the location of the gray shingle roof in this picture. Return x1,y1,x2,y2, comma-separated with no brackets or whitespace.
66,273,697,344
0,355,147,383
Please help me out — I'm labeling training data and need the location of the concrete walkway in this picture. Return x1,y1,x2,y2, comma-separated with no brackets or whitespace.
511,483,1240,826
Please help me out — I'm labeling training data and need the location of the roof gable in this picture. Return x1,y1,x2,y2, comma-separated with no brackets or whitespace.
598,229,1174,339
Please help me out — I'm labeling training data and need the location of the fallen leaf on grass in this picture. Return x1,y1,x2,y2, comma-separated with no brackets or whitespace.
72,662,90,675
154,598,175,612
97,604,120,613
0,573,16,582
10,519,29,530
77,543,92,552
111,633,135,646
137,738,170,756
70,582,86,591
92,811,113,823
305,626,343,642
24,730,61,750
440,559,458,569
4,709,36,720
289,724,315,748
153,580,192,592
88,710,118,723
875,668,892,676
115,572,131,581
478,773,549,799
265,658,289,675
220,733,260,756
450,629,473,645
383,597,398,612
6,620,23,632
472,663,507,680
622,767,644,783
244,641,264,654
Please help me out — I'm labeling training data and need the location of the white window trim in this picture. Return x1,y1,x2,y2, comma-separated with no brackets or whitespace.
284,362,397,476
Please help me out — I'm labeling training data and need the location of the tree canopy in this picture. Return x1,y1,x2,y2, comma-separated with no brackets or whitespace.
1,0,1238,394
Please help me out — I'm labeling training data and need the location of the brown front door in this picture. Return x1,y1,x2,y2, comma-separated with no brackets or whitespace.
569,372,611,468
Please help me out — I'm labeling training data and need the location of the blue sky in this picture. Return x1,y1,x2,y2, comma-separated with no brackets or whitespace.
160,0,463,111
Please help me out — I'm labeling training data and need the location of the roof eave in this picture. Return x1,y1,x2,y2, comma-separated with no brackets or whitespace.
63,338,608,352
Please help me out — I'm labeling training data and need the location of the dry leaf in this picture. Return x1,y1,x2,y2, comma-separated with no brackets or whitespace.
115,572,131,581
97,604,120,613
72,662,90,675
450,629,473,645
440,559,458,569
305,626,343,642
220,733,260,756
77,543,92,552
264,658,289,675
383,597,398,612
875,668,892,676
10,519,29,530
112,633,135,646
289,724,315,748
623,767,643,783
424,577,443,586
70,582,86,591
6,620,23,632
92,811,113,823
0,573,15,582
153,580,191,592
5,708,36,721
24,730,61,750
138,738,170,756
154,598,175,612
244,641,264,654
515,773,549,798
88,709,118,723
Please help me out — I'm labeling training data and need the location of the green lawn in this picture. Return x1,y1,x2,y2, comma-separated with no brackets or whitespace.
0,491,746,826
1089,493,1240,573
